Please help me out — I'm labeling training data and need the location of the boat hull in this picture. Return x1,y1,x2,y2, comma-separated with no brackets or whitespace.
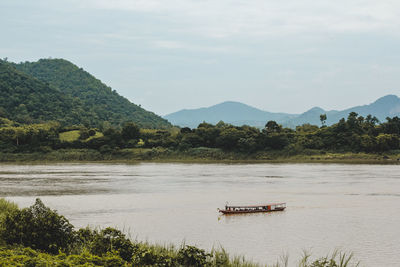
219,207,285,214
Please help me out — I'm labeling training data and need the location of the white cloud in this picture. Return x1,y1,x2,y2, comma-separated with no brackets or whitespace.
78,0,400,38
151,40,238,53
3,0,399,115
152,40,185,49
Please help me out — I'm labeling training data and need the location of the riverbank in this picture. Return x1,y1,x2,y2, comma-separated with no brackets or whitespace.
1,148,400,164
0,198,359,267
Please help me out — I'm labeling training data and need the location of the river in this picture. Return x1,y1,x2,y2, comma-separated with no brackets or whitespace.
1,163,399,266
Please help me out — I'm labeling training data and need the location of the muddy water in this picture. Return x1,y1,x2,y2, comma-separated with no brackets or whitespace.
1,163,399,266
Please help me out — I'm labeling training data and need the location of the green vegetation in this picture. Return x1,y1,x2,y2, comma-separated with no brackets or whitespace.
0,198,359,266
59,130,81,142
12,58,171,129
1,112,400,163
0,199,74,254
0,199,18,226
59,129,103,142
1,58,170,128
0,60,87,125
1,57,400,163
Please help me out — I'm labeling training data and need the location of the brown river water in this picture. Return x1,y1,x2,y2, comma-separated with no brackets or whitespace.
0,163,399,266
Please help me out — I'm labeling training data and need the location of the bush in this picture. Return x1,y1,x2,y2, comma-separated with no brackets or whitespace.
79,128,90,140
0,198,18,219
75,227,135,262
0,198,19,246
0,247,128,266
0,198,74,254
177,245,211,267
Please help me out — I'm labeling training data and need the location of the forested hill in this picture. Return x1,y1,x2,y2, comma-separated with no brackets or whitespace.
0,60,90,125
11,58,171,128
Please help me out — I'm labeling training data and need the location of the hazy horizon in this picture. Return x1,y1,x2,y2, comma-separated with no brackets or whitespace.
164,94,399,116
2,0,400,116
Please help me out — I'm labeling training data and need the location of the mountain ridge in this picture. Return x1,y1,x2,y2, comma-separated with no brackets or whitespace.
165,95,400,128
164,101,296,128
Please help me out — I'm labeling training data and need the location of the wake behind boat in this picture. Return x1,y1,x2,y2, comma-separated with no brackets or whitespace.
218,202,286,214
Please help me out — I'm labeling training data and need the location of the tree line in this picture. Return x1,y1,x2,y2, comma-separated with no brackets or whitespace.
1,112,400,155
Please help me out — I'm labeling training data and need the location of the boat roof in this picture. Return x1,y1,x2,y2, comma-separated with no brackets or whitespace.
226,203,286,208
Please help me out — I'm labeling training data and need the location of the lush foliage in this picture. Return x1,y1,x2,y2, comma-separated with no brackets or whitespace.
0,60,87,125
0,199,18,237
0,119,60,153
12,58,171,129
1,113,400,162
0,246,128,267
2,57,399,158
0,198,74,254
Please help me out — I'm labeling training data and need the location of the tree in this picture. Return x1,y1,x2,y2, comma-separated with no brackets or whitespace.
78,128,90,140
320,114,327,127
346,112,358,128
177,245,210,267
383,116,400,135
376,133,399,151
76,227,135,261
296,124,319,133
121,122,140,140
365,114,379,125
180,127,192,134
216,127,244,149
264,121,282,134
0,198,74,254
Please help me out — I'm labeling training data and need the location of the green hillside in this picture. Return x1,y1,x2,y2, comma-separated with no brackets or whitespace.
0,60,89,125
13,58,171,128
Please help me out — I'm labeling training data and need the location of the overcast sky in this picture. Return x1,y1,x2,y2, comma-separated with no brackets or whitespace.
1,0,400,115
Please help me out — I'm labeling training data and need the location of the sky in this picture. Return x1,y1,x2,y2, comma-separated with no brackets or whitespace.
1,0,400,116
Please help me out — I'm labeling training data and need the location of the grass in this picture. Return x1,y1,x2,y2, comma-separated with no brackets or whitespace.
0,245,360,267
86,131,103,140
1,146,400,164
59,130,80,142
59,130,103,142
297,250,359,267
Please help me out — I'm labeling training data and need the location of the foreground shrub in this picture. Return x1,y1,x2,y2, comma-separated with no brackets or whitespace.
0,199,18,235
0,246,128,266
75,227,135,262
0,199,18,217
299,250,358,267
0,198,74,254
177,245,211,267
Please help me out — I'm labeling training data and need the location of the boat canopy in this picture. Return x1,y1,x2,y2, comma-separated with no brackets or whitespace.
225,203,286,208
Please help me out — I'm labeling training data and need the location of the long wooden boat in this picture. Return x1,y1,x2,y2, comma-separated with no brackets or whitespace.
218,202,286,214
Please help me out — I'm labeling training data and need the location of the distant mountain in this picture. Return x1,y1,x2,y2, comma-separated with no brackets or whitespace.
286,95,400,127
11,58,171,128
165,95,400,128
284,107,337,127
330,94,400,123
164,101,296,128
